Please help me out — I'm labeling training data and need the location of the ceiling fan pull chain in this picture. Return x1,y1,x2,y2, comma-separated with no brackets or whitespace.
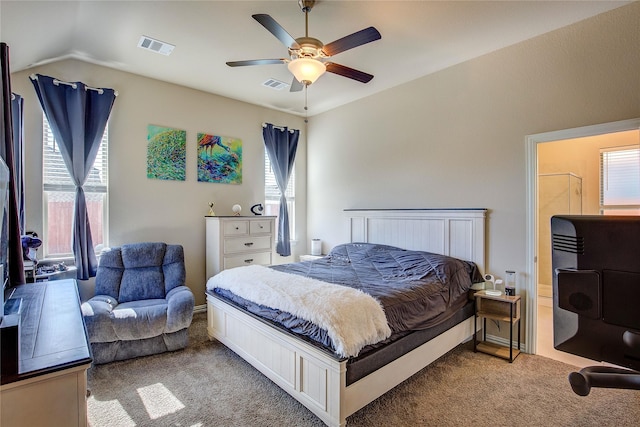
304,86,309,123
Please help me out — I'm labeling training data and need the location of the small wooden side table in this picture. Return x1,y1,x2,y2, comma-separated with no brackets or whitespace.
474,290,521,362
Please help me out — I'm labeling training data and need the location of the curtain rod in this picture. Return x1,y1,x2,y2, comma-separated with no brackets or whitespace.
29,74,118,96
262,122,296,133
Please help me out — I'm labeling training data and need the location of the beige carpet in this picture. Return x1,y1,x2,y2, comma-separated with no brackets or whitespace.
87,313,639,426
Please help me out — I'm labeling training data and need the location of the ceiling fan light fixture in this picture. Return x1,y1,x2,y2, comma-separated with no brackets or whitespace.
288,58,326,85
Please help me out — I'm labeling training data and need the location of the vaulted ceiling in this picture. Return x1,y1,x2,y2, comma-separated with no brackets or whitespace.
0,1,630,116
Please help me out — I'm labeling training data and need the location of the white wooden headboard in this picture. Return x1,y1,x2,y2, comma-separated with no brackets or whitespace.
345,209,486,273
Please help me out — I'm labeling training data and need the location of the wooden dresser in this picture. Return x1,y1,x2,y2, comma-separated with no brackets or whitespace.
0,279,92,427
205,216,276,279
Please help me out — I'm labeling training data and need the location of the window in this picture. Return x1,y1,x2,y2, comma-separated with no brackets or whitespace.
42,115,108,257
600,146,640,215
265,151,295,239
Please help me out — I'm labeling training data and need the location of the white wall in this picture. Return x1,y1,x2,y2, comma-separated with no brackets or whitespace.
11,60,307,305
306,2,640,341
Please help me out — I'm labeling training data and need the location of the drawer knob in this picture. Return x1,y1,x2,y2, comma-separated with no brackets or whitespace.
244,259,254,264
244,242,254,247
259,225,264,229
235,226,239,230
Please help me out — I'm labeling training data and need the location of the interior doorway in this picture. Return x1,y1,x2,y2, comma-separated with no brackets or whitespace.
525,118,640,362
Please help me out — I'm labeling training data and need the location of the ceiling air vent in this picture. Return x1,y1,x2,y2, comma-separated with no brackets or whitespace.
137,35,175,56
262,78,289,91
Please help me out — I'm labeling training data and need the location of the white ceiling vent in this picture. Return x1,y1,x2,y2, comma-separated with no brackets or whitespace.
262,78,289,91
137,35,175,56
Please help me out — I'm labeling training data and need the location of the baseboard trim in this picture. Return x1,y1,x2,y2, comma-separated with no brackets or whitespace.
194,304,207,314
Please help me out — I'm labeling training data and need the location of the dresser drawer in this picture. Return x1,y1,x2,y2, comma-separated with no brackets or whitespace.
223,220,249,236
250,219,272,234
224,235,273,254
224,251,272,269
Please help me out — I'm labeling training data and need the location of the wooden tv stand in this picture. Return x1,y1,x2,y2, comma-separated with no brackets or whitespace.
0,279,92,427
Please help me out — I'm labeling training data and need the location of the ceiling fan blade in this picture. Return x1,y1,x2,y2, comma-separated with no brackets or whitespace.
325,62,374,83
252,14,300,50
290,77,304,92
226,59,287,67
322,27,381,57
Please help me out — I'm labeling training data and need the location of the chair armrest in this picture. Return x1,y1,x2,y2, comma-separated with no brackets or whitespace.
81,295,119,317
81,295,120,343
165,286,195,333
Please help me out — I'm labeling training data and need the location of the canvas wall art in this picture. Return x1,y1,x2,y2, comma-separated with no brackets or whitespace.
197,133,242,184
147,125,186,181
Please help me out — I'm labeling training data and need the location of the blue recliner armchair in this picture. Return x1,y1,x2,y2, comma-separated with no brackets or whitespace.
81,242,195,364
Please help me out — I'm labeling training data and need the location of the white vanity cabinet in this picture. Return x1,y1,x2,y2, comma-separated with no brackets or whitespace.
205,216,276,279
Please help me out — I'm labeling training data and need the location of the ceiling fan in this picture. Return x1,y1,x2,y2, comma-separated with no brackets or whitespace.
226,0,381,92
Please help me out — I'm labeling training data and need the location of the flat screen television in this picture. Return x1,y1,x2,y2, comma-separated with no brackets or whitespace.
551,215,640,394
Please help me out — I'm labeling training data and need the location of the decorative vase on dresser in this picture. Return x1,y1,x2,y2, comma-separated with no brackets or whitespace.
205,216,276,279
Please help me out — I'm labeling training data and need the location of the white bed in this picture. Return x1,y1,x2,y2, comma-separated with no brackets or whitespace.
206,208,486,426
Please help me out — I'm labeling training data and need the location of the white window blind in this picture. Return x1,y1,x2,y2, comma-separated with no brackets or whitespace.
43,115,108,257
43,117,109,192
265,152,294,200
265,151,295,239
600,146,640,212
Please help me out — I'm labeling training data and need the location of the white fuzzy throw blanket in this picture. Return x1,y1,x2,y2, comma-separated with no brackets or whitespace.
207,265,391,357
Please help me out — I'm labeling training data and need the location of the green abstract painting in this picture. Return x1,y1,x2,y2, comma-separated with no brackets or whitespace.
147,125,186,181
197,133,242,184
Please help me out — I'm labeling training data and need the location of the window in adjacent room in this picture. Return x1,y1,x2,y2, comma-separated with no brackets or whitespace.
600,146,640,215
42,114,109,258
264,151,295,239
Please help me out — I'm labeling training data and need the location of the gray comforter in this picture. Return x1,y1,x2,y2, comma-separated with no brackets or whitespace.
211,243,482,355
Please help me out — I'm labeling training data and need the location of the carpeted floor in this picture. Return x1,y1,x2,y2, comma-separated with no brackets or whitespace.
87,312,639,426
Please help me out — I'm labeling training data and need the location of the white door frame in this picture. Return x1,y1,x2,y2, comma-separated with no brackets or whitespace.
525,118,640,354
